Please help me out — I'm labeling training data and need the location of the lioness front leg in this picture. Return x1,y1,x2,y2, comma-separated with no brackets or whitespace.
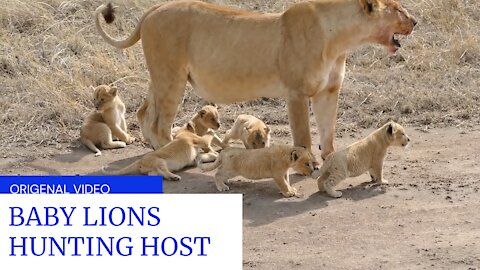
287,93,312,152
312,55,346,160
274,174,297,198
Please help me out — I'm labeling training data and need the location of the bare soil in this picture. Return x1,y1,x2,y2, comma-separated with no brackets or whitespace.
2,126,479,269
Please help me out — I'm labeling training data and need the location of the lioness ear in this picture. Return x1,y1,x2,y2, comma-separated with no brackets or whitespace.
199,109,206,117
359,0,379,15
291,150,299,162
265,127,270,134
109,86,118,96
208,102,218,108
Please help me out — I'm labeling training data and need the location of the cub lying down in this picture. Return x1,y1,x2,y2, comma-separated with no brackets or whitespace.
103,123,217,180
201,145,316,197
313,121,410,198
222,114,270,149
80,85,134,156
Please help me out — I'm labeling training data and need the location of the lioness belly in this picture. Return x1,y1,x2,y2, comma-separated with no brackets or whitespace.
190,74,288,103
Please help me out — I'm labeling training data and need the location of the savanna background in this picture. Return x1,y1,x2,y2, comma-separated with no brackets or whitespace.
1,0,479,269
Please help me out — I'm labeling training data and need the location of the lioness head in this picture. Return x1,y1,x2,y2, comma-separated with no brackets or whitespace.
290,147,316,176
359,0,417,53
197,105,221,130
93,85,118,111
385,121,410,147
245,126,270,149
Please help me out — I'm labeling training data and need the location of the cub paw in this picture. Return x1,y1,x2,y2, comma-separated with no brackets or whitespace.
170,175,181,181
94,151,102,157
126,136,135,145
327,190,342,198
216,183,230,192
282,187,297,198
377,179,389,184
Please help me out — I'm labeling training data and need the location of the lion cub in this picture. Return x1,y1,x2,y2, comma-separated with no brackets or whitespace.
103,122,217,180
222,114,270,149
313,121,410,198
137,101,225,153
173,105,226,150
201,145,316,197
80,85,134,156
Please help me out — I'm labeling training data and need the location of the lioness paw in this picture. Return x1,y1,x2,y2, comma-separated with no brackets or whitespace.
94,151,102,157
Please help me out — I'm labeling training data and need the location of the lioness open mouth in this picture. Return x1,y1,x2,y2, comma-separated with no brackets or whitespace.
392,33,401,49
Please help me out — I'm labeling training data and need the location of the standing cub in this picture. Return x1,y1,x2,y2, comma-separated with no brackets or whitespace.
200,145,316,197
313,121,410,198
103,122,217,180
80,85,134,156
222,114,270,149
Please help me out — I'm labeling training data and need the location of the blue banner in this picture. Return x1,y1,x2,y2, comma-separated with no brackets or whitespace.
0,176,163,194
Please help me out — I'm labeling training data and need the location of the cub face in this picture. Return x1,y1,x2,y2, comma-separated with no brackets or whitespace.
93,85,117,111
198,105,221,130
245,126,270,149
290,147,316,176
386,121,410,147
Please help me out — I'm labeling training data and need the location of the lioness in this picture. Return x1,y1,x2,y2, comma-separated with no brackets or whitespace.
95,0,416,159
200,145,316,197
103,123,217,179
80,85,134,156
222,114,270,149
312,121,410,198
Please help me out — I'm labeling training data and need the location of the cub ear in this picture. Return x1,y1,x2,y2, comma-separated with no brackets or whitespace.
359,0,379,15
199,109,206,117
208,102,218,108
291,150,299,162
109,86,118,96
186,122,195,133
387,122,396,135
264,127,270,134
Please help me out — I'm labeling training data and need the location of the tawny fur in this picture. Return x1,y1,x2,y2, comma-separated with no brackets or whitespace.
95,0,416,161
222,114,270,149
80,85,134,156
200,145,316,197
172,105,226,150
103,123,217,179
312,121,410,198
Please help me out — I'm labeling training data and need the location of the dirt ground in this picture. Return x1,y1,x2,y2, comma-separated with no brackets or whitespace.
1,125,479,269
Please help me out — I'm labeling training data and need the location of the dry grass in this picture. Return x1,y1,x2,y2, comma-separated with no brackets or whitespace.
1,0,478,150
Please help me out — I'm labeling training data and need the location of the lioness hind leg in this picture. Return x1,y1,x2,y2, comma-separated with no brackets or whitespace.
146,58,187,149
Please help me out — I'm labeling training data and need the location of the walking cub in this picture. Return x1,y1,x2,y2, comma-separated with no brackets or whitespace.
80,85,134,156
222,114,270,149
313,121,410,198
200,145,316,197
103,122,217,180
